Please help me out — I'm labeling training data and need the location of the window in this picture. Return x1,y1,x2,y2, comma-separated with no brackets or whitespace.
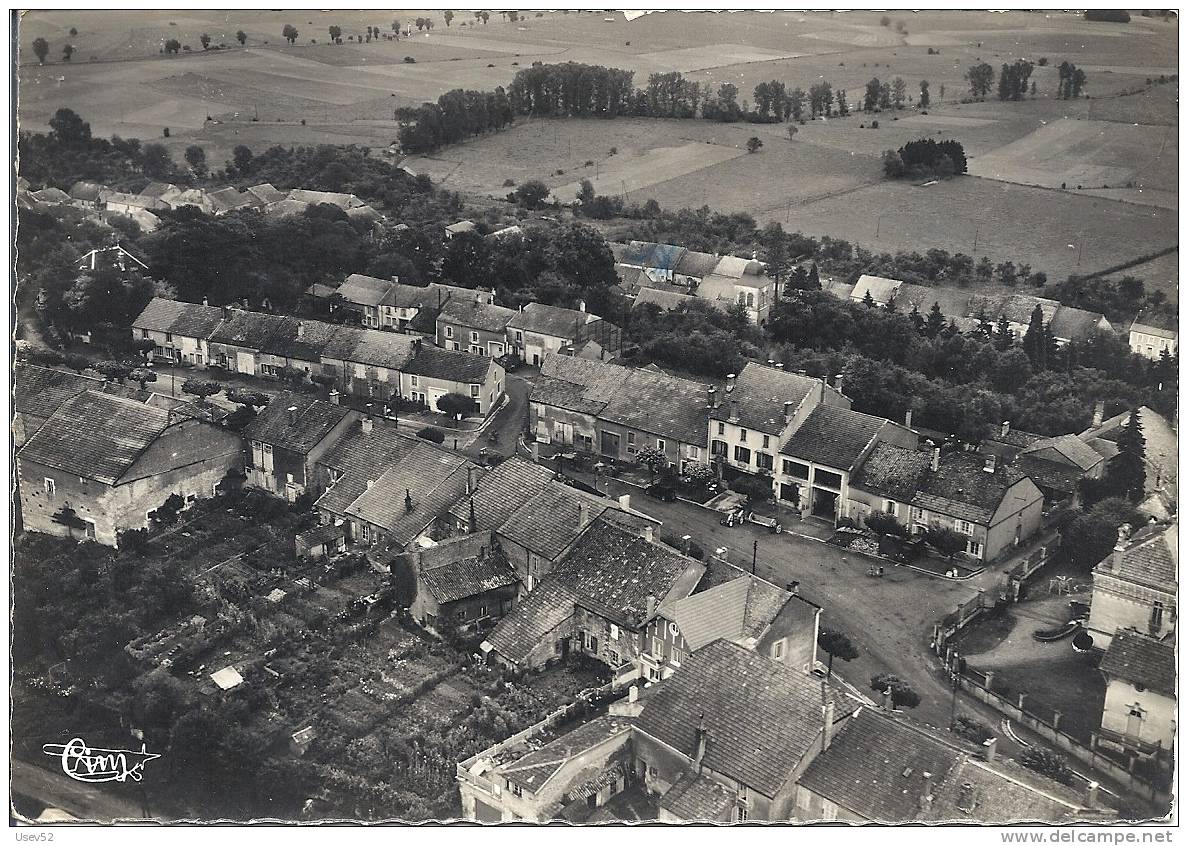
967,540,983,558
1150,602,1164,633
739,428,747,443
376,367,388,381
756,452,773,471
670,647,683,666
746,292,754,307
770,638,785,660
610,624,619,641
656,439,666,453
957,520,974,535
815,469,843,489
263,444,272,454
354,363,366,379
43,477,55,500
711,440,728,457
411,375,419,387
470,331,479,343
734,806,748,823
470,384,480,398
470,345,483,355
783,459,809,480
717,422,725,435
165,332,173,343
140,328,149,339
515,330,523,343
734,445,751,464
884,500,898,517
762,434,770,449
456,609,467,621
627,432,636,446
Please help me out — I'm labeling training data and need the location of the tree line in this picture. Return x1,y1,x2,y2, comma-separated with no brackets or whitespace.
396,88,515,153
882,138,968,180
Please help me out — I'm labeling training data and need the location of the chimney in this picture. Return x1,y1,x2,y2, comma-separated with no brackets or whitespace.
783,400,794,424
919,772,935,812
1105,523,1133,572
999,420,1010,439
466,466,478,495
645,593,656,619
366,479,375,489
618,493,631,510
957,782,976,814
578,501,590,529
202,296,209,307
693,715,708,772
821,698,836,752
930,447,940,472
981,736,997,763
982,454,996,474
296,321,305,339
728,400,740,424
222,305,232,320
287,405,298,426
629,684,639,704
469,499,477,533
725,373,737,393
707,386,718,409
404,488,413,513
882,685,895,712
643,525,654,543
531,441,540,462
1092,400,1105,428
579,300,586,313
833,373,844,393
904,409,913,429
362,416,373,434
329,389,340,405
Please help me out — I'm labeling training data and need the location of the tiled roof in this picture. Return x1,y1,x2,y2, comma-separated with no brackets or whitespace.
497,482,613,562
712,254,764,279
404,344,493,384
1085,437,1120,461
853,443,933,501
19,391,171,485
635,640,858,796
319,325,417,371
710,362,820,434
601,368,711,447
438,298,517,333
1050,306,1110,340
508,302,593,340
802,708,1085,823
295,523,346,548
209,308,292,349
69,180,105,201
499,715,635,793
138,181,178,199
1131,310,1178,337
913,452,1029,526
420,548,518,604
1110,523,1176,591
675,250,722,279
260,317,342,362
315,419,426,515
486,578,579,664
633,287,730,314
1099,629,1175,696
245,183,287,204
658,771,735,820
851,274,903,303
672,576,751,650
132,297,224,338
207,186,253,214
780,405,887,472
445,220,476,234
13,363,140,421
242,391,352,454
287,189,364,210
447,456,555,530
344,445,477,545
551,518,701,626
337,274,396,307
617,241,686,270
1020,434,1103,472
1013,454,1081,495
265,198,309,218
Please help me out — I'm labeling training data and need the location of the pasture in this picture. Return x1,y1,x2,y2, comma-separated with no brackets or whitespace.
17,9,1179,294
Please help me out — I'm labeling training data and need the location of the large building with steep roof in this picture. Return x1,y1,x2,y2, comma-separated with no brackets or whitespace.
13,362,145,446
243,392,360,499
1097,628,1176,756
507,302,621,366
17,390,241,546
1087,522,1177,650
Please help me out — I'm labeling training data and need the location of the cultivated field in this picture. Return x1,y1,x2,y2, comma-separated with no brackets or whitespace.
17,9,1179,293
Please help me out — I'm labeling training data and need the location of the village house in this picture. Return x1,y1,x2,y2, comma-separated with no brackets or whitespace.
400,532,520,635
1097,628,1176,761
631,287,732,316
400,344,504,415
67,180,108,209
849,445,1044,562
318,326,418,403
507,302,621,367
16,390,242,546
13,363,146,447
1086,522,1177,652
436,296,517,357
103,190,166,217
641,562,820,682
484,518,704,673
775,404,917,520
980,419,1113,510
710,363,850,478
530,354,631,452
795,705,1097,823
333,273,403,329
132,298,225,367
206,186,255,215
294,523,347,560
242,392,360,500
445,219,477,238
1128,310,1178,360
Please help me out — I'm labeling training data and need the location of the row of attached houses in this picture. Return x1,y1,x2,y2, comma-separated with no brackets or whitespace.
436,299,623,365
458,639,1101,823
841,274,1112,345
612,240,778,324
131,297,504,415
312,273,493,332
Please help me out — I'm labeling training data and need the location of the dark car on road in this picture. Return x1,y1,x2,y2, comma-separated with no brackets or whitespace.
644,483,677,502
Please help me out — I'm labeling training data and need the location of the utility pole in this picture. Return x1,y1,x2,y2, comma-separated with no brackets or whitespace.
751,538,758,575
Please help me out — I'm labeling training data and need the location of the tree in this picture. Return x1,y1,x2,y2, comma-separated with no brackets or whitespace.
129,367,158,390
417,426,445,444
925,526,966,559
1021,304,1048,371
924,302,946,339
870,674,920,708
94,360,132,383
576,178,596,207
786,124,799,140
1021,748,1072,784
164,38,181,55
864,77,882,111
48,107,91,146
745,136,763,154
993,314,1013,350
444,10,454,26
282,24,299,44
236,30,247,45
881,150,905,178
635,445,666,480
787,87,805,121
511,179,549,209
817,628,859,677
184,145,207,176
435,392,476,420
835,89,849,116
200,33,211,50
232,144,254,175
891,77,907,108
918,79,930,109
62,43,74,61
864,510,908,537
31,37,49,64
182,379,222,405
1112,409,1146,501
729,474,773,506
1061,497,1142,570
966,62,995,99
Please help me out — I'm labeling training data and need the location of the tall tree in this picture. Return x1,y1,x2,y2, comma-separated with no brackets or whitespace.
282,24,298,44
200,33,211,50
236,30,247,45
31,37,49,64
184,145,207,176
817,628,859,677
919,79,930,109
61,43,74,61
993,314,1013,350
443,10,454,26
1022,305,1048,371
924,302,946,339
966,62,995,98
864,77,882,111
1113,409,1147,502
787,87,805,121
891,77,907,108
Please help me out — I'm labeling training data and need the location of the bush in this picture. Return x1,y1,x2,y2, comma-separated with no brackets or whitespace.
729,474,773,505
417,426,445,444
1021,747,1072,783
403,56,416,63
953,714,995,745
870,673,921,708
864,511,908,537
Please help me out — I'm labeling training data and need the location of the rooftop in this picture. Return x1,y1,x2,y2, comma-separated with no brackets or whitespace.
419,545,518,605
1019,434,1104,472
658,771,735,820
669,574,798,651
1099,522,1177,593
635,639,858,797
711,362,824,434
780,405,889,472
601,367,712,447
1099,629,1176,697
337,273,398,307
403,344,494,385
498,714,635,793
853,443,934,501
508,302,596,339
242,392,353,454
132,296,225,339
19,390,171,485
913,452,1030,526
13,363,141,422
447,456,555,531
315,419,426,515
320,325,418,371
437,297,518,333
532,353,632,415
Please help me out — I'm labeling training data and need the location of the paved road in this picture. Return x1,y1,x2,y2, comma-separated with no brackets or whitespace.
11,759,151,822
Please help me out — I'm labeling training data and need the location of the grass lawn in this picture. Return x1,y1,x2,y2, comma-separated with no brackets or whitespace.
954,611,1018,656
976,648,1105,744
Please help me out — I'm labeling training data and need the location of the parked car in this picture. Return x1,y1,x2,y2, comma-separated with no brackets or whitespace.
644,483,677,502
